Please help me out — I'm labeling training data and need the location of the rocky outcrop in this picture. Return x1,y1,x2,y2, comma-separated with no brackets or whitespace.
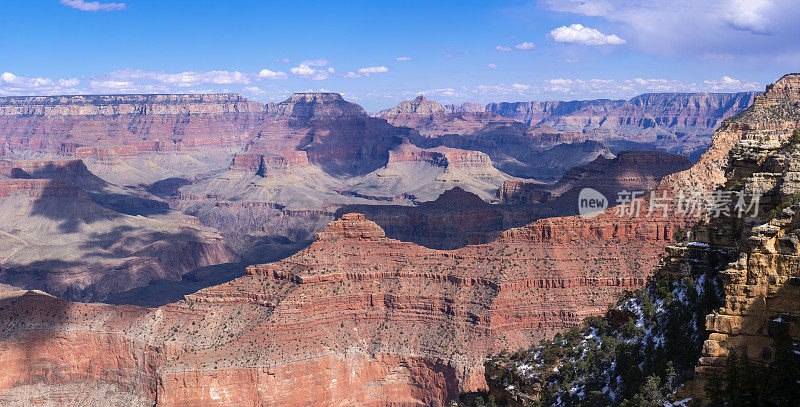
0,201,695,405
381,96,605,180
680,73,800,402
383,95,448,116
249,92,414,177
0,159,238,301
479,73,800,406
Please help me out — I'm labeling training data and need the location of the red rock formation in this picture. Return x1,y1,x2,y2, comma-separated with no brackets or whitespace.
381,95,514,137
663,74,800,194
0,208,693,405
0,94,264,157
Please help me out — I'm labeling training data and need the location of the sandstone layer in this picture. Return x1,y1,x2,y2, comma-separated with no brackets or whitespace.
0,206,694,405
487,92,758,160
480,73,800,406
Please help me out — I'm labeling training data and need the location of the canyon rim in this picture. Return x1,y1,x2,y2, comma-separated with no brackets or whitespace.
1,1,798,406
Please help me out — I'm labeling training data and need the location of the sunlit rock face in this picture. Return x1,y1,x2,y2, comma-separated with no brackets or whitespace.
0,202,696,405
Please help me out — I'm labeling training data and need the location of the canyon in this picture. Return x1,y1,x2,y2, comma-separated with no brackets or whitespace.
0,86,769,405
0,208,693,405
482,73,800,406
0,159,237,302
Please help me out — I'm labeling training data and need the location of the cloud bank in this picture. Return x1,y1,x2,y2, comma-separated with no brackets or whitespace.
59,0,126,12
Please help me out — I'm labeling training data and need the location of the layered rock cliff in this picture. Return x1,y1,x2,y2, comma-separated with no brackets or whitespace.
487,92,758,160
0,203,694,405
381,96,608,180
498,150,692,205
480,74,800,406
341,150,690,250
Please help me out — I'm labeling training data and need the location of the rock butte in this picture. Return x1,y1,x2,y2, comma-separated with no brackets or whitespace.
0,207,695,405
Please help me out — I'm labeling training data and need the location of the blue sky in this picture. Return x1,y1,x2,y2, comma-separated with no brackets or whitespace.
1,0,798,110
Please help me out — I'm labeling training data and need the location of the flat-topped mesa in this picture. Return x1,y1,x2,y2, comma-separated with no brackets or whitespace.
0,159,92,179
387,139,493,169
0,93,264,116
271,92,368,119
613,150,692,168
228,151,311,174
314,213,387,241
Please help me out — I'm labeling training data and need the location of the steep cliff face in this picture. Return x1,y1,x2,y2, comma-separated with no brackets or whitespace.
480,74,800,406
381,96,608,180
0,206,693,406
250,92,413,177
381,95,516,137
342,151,690,250
487,92,756,136
487,92,758,160
0,92,413,184
0,94,266,185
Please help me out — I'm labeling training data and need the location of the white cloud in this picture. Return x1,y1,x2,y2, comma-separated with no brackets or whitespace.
540,1,800,60
89,80,134,91
357,66,389,75
703,75,761,91
487,63,498,69
515,41,536,50
723,0,772,34
58,78,80,87
344,72,361,78
300,59,330,67
257,69,288,80
107,69,251,86
0,72,81,96
275,58,290,63
496,45,512,52
549,24,626,45
512,83,531,90
59,0,126,12
290,64,330,80
542,76,760,94
395,57,412,61
243,86,266,95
